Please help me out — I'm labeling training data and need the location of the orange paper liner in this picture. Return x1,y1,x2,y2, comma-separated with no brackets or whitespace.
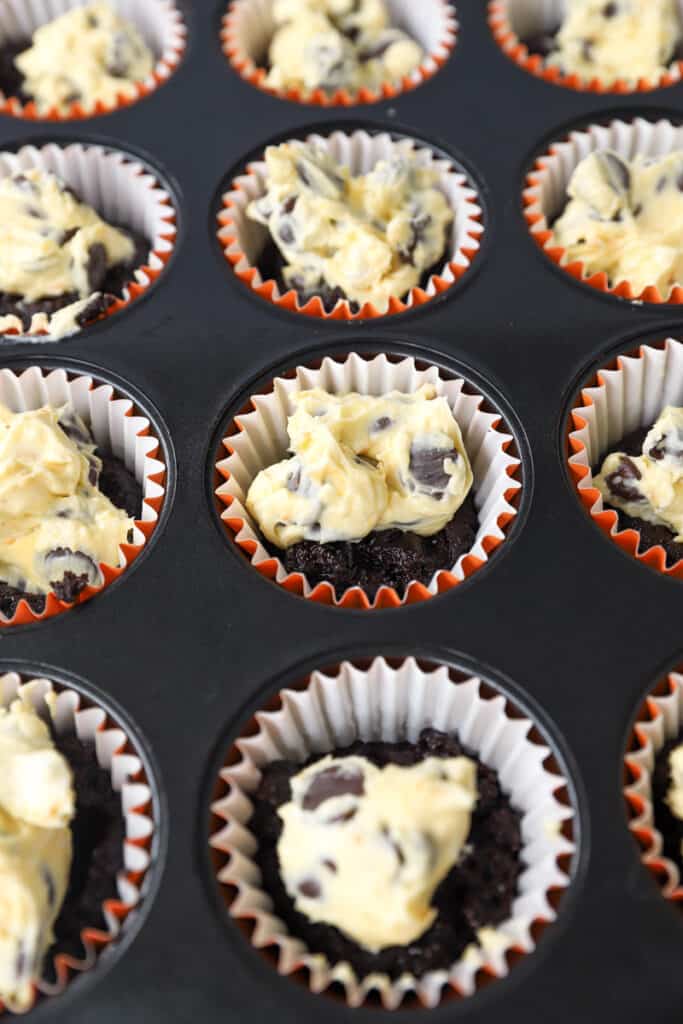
624,670,683,904
567,337,683,579
215,352,522,610
218,132,484,321
0,368,167,627
221,0,457,107
523,138,683,306
0,673,156,1015
488,0,683,94
0,1,186,122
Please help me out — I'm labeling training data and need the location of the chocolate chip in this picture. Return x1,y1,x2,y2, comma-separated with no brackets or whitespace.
11,174,37,195
58,413,92,446
87,13,99,27
605,456,644,502
372,416,392,432
107,33,132,77
299,878,321,899
282,196,297,214
323,859,337,873
358,34,397,62
603,1,618,15
632,203,643,218
296,161,312,187
303,765,365,810
24,205,43,219
278,220,295,246
286,467,301,492
45,548,99,600
330,807,357,823
409,444,455,491
88,464,98,486
648,427,683,462
86,242,108,292
59,227,78,247
601,152,631,194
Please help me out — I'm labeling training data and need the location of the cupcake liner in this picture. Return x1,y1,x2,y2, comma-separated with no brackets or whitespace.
0,365,167,626
0,0,186,121
217,129,483,320
488,0,683,93
210,655,576,1009
0,670,156,1014
567,335,683,578
221,0,457,107
625,669,683,902
0,142,176,340
524,117,683,304
215,352,522,609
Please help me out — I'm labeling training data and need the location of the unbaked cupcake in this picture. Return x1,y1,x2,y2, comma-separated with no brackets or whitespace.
568,336,683,578
222,0,457,106
0,671,155,1013
489,0,683,93
218,129,483,320
215,353,521,609
211,657,576,1008
0,0,186,120
525,118,683,305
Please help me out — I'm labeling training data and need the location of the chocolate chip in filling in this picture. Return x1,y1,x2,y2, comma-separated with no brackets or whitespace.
250,727,522,979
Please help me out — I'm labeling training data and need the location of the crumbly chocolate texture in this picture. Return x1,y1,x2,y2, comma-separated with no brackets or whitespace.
0,222,149,333
275,491,478,599
651,735,683,868
0,450,142,618
596,426,683,566
258,237,447,313
43,729,125,973
0,41,30,103
251,727,522,979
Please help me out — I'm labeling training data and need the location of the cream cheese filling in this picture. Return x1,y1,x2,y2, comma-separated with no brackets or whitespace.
551,149,683,296
595,406,683,539
247,140,453,309
0,402,134,595
15,2,154,115
0,696,74,1009
265,0,423,96
277,753,477,951
545,0,681,86
246,385,473,548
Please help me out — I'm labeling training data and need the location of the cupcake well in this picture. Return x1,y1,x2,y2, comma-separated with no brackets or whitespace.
625,669,683,903
489,0,683,93
0,142,176,340
0,366,167,626
524,117,683,305
210,656,576,1009
0,0,186,121
217,129,483,320
0,671,156,1014
221,0,457,107
215,352,522,610
568,336,683,578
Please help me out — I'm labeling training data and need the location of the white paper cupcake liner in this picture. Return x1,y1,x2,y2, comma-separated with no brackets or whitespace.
0,142,176,340
215,352,521,609
222,0,457,106
625,670,683,899
210,655,576,1009
489,0,683,91
0,365,167,625
0,0,186,120
0,670,156,1014
568,334,683,577
218,129,483,319
524,117,683,304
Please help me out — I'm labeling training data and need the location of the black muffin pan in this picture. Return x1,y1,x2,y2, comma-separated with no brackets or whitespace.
5,1,683,1021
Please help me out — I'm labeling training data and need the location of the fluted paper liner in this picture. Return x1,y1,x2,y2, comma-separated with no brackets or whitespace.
524,117,683,304
625,670,683,902
0,365,167,625
0,0,186,121
489,0,683,92
568,335,683,577
218,129,483,319
0,142,176,339
0,671,156,1014
210,656,576,1009
222,0,457,107
215,352,521,609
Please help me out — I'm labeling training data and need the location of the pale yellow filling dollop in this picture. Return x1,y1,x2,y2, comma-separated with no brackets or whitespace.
247,140,453,310
246,385,473,548
15,2,154,115
277,753,477,951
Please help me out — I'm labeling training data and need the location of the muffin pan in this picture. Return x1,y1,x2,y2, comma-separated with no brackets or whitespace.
3,0,683,1020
